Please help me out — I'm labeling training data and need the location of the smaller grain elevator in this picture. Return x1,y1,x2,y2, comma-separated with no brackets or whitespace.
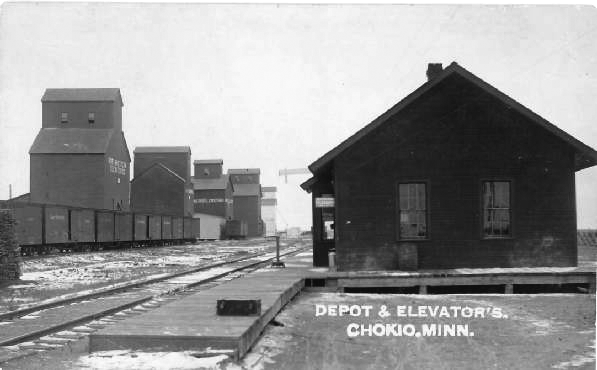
229,168,263,237
192,159,234,239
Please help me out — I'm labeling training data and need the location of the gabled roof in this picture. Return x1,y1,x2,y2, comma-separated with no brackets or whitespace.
194,159,223,165
134,146,191,154
232,183,261,197
131,162,185,183
42,88,123,106
29,128,114,154
308,62,597,173
192,175,231,190
228,168,260,175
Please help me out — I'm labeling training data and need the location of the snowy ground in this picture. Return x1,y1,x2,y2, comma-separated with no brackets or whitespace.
0,239,278,313
235,292,596,370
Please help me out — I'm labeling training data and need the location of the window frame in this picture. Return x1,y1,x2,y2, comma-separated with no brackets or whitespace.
60,112,68,124
396,180,429,241
88,112,95,124
480,179,513,240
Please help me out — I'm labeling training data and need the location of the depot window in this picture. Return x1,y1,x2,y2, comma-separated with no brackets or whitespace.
482,181,511,238
397,183,427,240
60,112,68,123
88,112,95,124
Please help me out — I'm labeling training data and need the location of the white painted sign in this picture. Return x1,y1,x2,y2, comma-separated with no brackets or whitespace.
108,157,127,175
315,197,335,208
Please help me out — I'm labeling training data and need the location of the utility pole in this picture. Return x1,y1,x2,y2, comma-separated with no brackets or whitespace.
9,184,12,199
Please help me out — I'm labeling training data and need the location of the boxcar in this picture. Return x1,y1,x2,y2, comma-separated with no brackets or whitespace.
9,203,43,246
183,217,192,240
45,206,70,244
225,220,248,239
115,212,133,242
162,216,172,241
70,208,95,243
134,214,149,242
96,211,115,243
148,215,161,240
172,217,183,240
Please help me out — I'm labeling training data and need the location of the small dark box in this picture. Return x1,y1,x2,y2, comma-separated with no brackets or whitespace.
216,299,261,316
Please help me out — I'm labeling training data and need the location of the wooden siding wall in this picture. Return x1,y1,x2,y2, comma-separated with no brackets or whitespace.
131,169,185,216
42,101,120,130
30,154,106,209
194,163,223,179
334,82,577,271
134,153,191,183
194,188,229,218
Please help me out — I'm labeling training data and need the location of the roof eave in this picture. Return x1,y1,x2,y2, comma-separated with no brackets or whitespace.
300,176,318,193
308,62,597,174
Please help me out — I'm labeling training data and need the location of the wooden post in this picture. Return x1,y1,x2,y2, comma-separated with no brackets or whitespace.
271,236,285,268
504,284,514,294
419,285,427,294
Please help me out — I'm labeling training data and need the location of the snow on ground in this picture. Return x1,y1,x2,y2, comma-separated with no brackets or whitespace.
76,350,231,370
247,292,595,370
0,240,277,313
227,327,295,370
552,340,596,369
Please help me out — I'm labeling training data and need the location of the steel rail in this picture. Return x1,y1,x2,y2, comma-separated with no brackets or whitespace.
0,243,304,321
0,245,308,349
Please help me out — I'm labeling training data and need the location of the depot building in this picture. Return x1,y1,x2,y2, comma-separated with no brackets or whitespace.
302,62,597,271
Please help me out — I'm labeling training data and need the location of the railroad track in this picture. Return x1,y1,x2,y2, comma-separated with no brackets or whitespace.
0,243,309,364
18,238,267,261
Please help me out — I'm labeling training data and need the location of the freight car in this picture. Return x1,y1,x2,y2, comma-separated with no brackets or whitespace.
1,201,198,256
224,219,248,240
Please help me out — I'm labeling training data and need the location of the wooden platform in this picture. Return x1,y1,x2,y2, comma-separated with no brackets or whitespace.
89,251,320,359
89,251,595,359
316,266,596,293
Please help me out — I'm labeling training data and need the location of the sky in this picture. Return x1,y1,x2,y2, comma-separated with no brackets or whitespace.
0,4,596,229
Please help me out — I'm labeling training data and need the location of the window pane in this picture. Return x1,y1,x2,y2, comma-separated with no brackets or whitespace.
409,184,416,210
399,184,409,210
417,211,426,236
416,184,426,210
398,183,427,239
483,211,492,235
483,182,492,208
494,182,510,208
